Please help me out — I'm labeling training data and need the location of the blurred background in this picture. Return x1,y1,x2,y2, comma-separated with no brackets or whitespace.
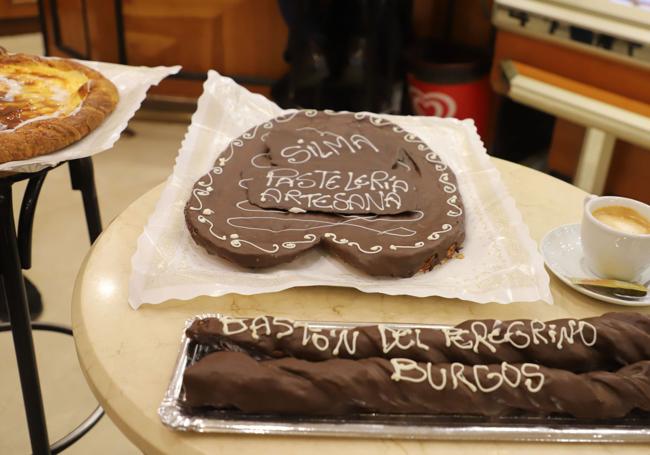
0,1,649,452
2,0,648,201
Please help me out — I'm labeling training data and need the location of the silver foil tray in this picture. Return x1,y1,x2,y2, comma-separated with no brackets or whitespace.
159,314,650,443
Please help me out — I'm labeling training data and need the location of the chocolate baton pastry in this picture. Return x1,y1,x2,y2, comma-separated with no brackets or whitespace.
183,351,650,419
185,110,465,277
186,312,650,373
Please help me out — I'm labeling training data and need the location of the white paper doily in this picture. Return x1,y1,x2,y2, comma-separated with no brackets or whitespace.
129,70,552,308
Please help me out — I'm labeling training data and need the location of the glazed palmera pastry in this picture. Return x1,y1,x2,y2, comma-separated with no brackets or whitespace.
186,312,650,373
0,50,118,163
183,351,650,419
185,110,465,277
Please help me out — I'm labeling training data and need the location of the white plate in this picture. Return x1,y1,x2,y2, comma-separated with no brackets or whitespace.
541,224,650,307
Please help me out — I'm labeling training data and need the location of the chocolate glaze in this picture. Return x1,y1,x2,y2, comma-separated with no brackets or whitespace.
184,110,465,277
186,312,650,373
244,128,420,215
183,351,650,418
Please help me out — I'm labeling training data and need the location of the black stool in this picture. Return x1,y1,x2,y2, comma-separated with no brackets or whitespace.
0,156,104,454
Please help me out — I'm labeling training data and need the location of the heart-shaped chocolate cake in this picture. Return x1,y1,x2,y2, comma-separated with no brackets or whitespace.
185,110,465,277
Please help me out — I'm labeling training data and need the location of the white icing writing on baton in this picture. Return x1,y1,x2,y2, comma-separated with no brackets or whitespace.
250,316,271,340
414,329,430,351
556,320,597,349
426,363,448,390
272,317,295,339
505,321,531,349
390,359,545,393
217,316,598,356
442,320,597,352
331,329,360,356
219,316,249,335
219,316,361,356
521,363,545,393
501,362,523,387
530,319,548,345
379,326,421,354
473,365,504,392
450,362,478,392
297,324,330,351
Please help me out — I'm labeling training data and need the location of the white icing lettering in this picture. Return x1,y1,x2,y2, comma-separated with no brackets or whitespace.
219,316,248,335
259,187,281,203
470,322,497,354
473,365,504,393
272,317,295,339
379,326,417,354
279,128,380,165
215,316,598,372
443,327,473,350
426,362,447,390
505,322,531,349
391,360,545,394
284,189,302,205
332,329,359,356
450,362,478,392
578,321,597,346
487,323,506,346
250,316,271,340
521,363,545,393
414,329,430,351
257,168,409,213
557,320,577,349
298,324,330,351
530,320,548,345
350,133,380,152
500,362,522,388
390,358,427,382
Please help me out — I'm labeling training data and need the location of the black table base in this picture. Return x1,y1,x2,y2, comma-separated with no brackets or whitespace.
0,157,104,454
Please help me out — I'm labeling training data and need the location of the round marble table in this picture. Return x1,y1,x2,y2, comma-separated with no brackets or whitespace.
72,158,650,454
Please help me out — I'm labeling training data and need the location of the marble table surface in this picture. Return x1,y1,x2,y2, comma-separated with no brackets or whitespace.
72,158,650,454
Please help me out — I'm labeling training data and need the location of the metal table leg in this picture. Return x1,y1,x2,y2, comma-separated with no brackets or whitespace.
69,158,103,243
0,183,51,455
17,170,48,269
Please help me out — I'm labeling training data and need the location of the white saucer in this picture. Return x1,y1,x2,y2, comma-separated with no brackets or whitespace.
540,224,650,307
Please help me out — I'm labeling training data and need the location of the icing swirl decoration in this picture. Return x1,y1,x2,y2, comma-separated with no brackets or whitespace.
185,110,465,277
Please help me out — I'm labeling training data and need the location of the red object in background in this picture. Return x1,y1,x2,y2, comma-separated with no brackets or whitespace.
408,74,490,139
407,44,491,139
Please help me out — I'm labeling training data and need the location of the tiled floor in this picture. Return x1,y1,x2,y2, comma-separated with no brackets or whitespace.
1,33,189,454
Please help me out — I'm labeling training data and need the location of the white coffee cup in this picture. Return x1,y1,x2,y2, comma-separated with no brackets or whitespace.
581,195,650,282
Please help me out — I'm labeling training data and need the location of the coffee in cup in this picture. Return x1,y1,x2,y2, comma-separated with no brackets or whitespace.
581,196,650,282
592,206,650,235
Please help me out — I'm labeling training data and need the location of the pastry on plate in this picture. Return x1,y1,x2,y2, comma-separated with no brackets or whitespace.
0,49,119,163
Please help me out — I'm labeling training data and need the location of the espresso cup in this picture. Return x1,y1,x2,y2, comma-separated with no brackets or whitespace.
581,195,650,282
